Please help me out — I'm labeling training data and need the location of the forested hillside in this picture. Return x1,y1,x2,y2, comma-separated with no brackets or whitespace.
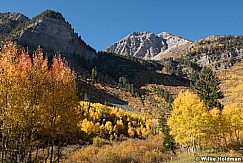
185,35,243,69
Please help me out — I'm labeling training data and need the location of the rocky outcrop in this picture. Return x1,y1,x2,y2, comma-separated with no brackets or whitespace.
106,31,191,59
0,12,29,37
195,50,243,66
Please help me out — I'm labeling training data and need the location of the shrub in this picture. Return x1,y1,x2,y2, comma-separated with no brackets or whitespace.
93,137,106,147
63,136,171,162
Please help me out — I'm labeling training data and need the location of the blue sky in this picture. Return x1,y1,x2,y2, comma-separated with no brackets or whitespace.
1,0,243,51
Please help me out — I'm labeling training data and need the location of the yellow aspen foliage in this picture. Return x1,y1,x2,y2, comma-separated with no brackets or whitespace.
168,89,243,150
115,119,125,133
128,126,135,138
78,101,158,138
105,121,113,135
113,125,119,134
219,62,243,108
80,119,95,135
99,124,105,137
201,108,226,148
141,127,149,138
136,127,142,137
222,104,243,144
0,42,80,162
167,90,208,149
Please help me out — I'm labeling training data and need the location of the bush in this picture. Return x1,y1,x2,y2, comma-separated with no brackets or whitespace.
92,146,121,163
144,149,165,163
63,146,99,162
63,136,171,163
93,137,106,147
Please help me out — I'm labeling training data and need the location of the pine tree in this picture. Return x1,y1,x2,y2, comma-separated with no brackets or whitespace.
159,112,176,154
91,67,97,84
193,66,224,110
84,93,89,101
163,91,169,101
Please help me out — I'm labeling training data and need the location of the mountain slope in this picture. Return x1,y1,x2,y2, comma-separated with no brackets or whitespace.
106,31,191,59
152,41,192,60
218,61,243,108
184,35,243,69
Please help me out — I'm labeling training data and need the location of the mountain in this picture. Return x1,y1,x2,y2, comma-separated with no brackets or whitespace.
106,31,243,70
106,31,191,59
0,10,96,60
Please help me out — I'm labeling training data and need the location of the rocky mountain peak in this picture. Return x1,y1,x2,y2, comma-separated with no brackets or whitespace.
6,10,97,60
106,31,191,59
129,31,152,36
31,10,65,22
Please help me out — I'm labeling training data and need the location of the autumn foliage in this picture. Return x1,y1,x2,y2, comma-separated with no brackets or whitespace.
2,41,242,162
64,135,168,163
168,90,243,155
78,101,159,139
0,42,79,162
0,42,161,162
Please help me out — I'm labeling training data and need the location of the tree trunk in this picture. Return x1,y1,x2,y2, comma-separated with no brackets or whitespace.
35,146,39,162
44,140,50,163
1,136,6,162
50,140,54,163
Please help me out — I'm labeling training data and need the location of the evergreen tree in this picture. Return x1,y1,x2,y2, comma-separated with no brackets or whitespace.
130,84,134,95
168,95,173,104
84,92,89,101
91,67,97,83
163,91,169,101
194,66,224,110
118,77,123,86
159,111,175,154
135,92,140,99
165,64,172,73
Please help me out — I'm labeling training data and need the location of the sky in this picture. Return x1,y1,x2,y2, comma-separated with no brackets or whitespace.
0,0,243,51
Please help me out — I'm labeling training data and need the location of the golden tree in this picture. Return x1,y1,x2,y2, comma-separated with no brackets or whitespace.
167,90,208,155
0,42,79,162
222,104,243,145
